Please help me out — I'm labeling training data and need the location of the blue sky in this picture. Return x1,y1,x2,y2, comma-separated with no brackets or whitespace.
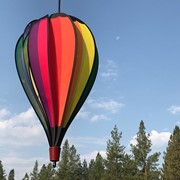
1,0,180,179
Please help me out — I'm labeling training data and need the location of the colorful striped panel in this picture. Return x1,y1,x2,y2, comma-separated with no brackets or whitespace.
62,19,96,128
15,35,51,143
15,13,98,148
29,18,55,127
49,15,76,127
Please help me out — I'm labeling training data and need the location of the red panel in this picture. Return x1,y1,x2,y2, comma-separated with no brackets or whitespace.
49,15,76,126
49,16,61,127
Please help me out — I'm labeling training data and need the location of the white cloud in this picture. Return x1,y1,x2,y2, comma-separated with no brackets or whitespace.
2,154,48,180
90,114,109,123
100,60,118,80
87,98,124,114
168,105,180,114
0,107,50,179
150,130,171,148
81,150,106,163
0,108,46,147
130,130,171,148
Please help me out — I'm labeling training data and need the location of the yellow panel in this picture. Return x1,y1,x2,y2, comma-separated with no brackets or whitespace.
62,21,95,127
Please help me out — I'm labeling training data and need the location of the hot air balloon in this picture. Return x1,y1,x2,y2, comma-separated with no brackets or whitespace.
15,0,98,167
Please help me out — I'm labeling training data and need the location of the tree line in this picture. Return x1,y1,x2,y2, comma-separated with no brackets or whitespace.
0,120,180,180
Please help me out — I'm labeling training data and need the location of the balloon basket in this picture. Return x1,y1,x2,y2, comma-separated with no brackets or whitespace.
49,146,60,168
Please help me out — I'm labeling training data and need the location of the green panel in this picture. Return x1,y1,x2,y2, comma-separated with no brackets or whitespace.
15,35,52,145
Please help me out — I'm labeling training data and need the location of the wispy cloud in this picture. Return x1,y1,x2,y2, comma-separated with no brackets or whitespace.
168,105,180,114
76,98,125,123
87,98,124,114
100,60,119,80
0,108,10,119
76,108,90,120
68,136,107,148
76,98,124,123
90,114,109,123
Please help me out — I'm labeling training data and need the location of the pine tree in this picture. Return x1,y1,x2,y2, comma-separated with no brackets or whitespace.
8,169,15,180
0,161,6,180
81,159,89,180
123,154,137,179
55,140,82,180
22,173,29,180
68,145,82,180
162,126,180,179
30,160,39,180
55,139,70,179
131,120,160,180
39,164,47,180
90,153,105,180
88,159,95,180
46,163,55,180
104,125,125,180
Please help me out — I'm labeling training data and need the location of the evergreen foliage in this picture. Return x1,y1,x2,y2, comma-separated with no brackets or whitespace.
38,164,47,180
55,139,82,180
2,121,179,179
88,159,95,180
68,145,82,179
131,120,160,180
81,159,89,180
0,161,6,180
104,125,125,180
30,160,39,180
22,173,29,180
8,169,15,180
29,162,55,180
162,126,180,179
122,154,137,179
38,163,55,180
46,163,55,180
89,153,105,180
55,139,70,179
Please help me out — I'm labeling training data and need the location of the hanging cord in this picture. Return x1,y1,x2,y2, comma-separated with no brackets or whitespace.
58,0,61,13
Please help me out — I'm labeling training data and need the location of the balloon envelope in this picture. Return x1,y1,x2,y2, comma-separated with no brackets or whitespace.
15,13,98,165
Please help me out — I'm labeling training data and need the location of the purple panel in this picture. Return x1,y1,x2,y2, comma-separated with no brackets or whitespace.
28,21,47,118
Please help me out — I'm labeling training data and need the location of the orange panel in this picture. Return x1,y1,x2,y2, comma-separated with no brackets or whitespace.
49,15,76,126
